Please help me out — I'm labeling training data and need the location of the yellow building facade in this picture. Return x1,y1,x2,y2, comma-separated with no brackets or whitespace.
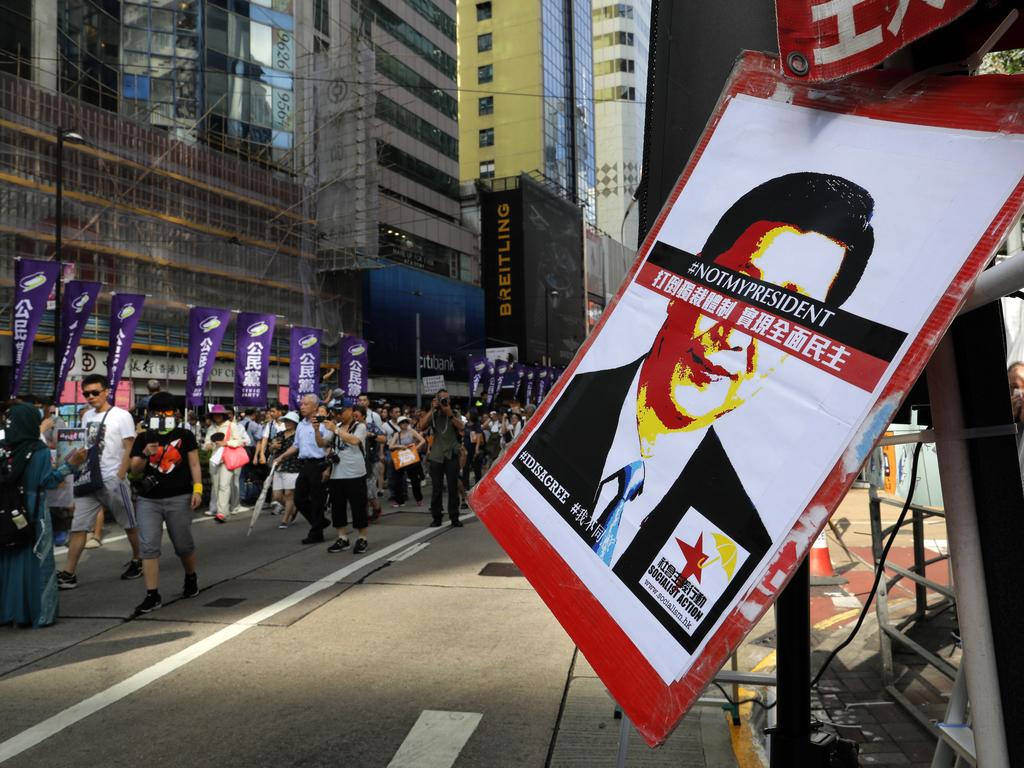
457,0,545,183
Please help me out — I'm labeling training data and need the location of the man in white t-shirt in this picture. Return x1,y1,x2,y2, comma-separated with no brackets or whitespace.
57,374,143,590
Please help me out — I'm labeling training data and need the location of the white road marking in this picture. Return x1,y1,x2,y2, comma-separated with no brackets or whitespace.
830,595,863,609
389,543,430,562
0,516,471,764
386,710,483,768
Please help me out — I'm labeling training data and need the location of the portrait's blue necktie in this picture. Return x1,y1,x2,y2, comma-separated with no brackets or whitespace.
593,460,645,565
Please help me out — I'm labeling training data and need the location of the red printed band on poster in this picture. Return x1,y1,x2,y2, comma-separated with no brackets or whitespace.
469,51,1024,746
635,245,904,392
776,0,975,82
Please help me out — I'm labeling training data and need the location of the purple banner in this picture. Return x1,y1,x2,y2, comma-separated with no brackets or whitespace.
539,366,553,401
106,293,146,402
339,336,368,399
494,359,510,392
186,306,232,407
511,363,527,401
11,259,61,395
468,354,488,398
524,366,537,406
56,280,101,402
234,312,276,407
290,327,322,409
484,359,498,406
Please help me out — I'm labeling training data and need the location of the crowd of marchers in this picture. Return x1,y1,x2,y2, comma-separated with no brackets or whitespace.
0,376,537,627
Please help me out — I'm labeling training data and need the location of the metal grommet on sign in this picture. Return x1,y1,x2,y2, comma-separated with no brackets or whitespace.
786,52,810,77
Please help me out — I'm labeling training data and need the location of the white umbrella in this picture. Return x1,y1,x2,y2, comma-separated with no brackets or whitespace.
247,465,277,537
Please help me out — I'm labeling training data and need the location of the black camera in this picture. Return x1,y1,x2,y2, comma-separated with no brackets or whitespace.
136,474,160,495
315,415,326,423
439,397,450,408
319,453,341,472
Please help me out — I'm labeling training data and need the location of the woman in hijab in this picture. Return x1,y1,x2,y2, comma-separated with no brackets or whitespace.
0,403,86,628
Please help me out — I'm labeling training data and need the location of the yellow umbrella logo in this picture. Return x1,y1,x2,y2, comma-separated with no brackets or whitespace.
698,533,739,581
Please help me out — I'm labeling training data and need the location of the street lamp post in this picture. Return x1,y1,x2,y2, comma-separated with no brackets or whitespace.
53,127,84,405
544,289,559,366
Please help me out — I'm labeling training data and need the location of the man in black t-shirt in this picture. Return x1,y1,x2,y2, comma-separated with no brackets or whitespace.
128,392,203,616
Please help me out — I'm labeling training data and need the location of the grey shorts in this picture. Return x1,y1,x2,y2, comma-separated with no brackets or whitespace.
71,478,136,532
136,495,195,560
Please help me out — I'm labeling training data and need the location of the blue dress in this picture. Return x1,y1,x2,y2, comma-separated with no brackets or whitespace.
0,449,74,628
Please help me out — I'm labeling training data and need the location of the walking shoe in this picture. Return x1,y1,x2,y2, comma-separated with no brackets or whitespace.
301,535,324,545
203,509,215,517
215,513,226,523
450,520,464,528
57,570,78,590
84,534,102,549
353,538,369,555
134,591,162,615
120,559,143,580
183,573,199,599
54,530,68,547
277,521,290,529
428,519,443,528
327,537,350,553
460,502,469,510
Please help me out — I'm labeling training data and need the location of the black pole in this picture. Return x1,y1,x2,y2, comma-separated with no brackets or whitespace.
770,557,811,766
54,128,63,405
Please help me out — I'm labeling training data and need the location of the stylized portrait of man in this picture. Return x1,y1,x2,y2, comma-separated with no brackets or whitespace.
509,172,875,650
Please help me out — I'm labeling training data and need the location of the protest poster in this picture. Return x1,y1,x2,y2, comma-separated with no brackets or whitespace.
422,375,446,396
469,52,1024,744
56,428,86,465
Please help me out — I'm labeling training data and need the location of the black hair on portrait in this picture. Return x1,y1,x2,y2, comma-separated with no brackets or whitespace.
700,172,875,306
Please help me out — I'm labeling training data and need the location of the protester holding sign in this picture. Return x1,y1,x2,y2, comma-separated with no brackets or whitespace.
128,393,202,615
1,404,86,628
388,416,425,507
58,374,143,591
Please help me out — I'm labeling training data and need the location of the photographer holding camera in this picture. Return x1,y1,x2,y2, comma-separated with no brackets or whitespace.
127,392,202,615
323,404,370,554
416,389,464,528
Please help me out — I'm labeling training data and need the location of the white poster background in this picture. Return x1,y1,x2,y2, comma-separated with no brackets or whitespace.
496,94,1024,683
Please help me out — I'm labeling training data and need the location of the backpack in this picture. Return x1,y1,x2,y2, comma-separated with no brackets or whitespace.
0,452,36,551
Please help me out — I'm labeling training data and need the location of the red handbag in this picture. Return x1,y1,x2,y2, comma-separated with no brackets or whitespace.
221,424,250,471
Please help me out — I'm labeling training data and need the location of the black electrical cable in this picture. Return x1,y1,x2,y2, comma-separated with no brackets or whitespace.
809,441,924,689
712,681,777,711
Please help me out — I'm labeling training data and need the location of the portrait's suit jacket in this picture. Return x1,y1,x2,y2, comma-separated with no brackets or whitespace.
515,357,772,650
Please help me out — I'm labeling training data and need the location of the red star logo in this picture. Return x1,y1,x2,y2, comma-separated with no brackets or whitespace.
675,533,708,588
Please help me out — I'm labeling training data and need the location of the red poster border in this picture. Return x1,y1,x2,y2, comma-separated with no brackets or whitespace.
469,52,1024,745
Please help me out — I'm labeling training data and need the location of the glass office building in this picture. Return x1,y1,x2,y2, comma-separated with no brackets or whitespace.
59,0,296,168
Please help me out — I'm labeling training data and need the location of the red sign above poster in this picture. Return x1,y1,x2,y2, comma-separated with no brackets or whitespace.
776,0,975,81
469,52,1024,745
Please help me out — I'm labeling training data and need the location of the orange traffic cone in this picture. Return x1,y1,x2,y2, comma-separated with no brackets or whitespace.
809,531,846,586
